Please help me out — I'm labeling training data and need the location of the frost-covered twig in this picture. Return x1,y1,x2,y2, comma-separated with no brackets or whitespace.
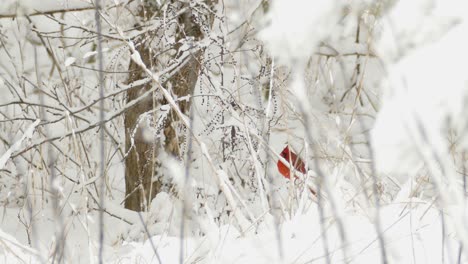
410,116,468,250
292,69,347,264
0,6,95,19
138,212,162,264
94,0,106,263
362,120,388,264
0,229,41,260
0,119,40,170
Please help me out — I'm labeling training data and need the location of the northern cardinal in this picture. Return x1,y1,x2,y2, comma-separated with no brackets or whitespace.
277,146,317,196
277,146,306,179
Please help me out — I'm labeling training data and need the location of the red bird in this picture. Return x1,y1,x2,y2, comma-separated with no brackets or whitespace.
277,146,306,179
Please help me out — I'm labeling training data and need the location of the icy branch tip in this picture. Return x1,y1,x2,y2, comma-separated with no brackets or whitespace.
130,51,143,67
0,119,40,170
200,143,213,163
26,119,41,138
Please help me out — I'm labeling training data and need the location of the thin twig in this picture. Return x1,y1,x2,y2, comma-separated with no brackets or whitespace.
94,0,106,263
0,6,95,19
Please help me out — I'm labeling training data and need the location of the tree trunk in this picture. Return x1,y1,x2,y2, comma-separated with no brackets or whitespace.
124,1,207,211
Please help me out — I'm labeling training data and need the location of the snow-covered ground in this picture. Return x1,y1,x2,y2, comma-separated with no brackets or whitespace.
0,199,461,263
